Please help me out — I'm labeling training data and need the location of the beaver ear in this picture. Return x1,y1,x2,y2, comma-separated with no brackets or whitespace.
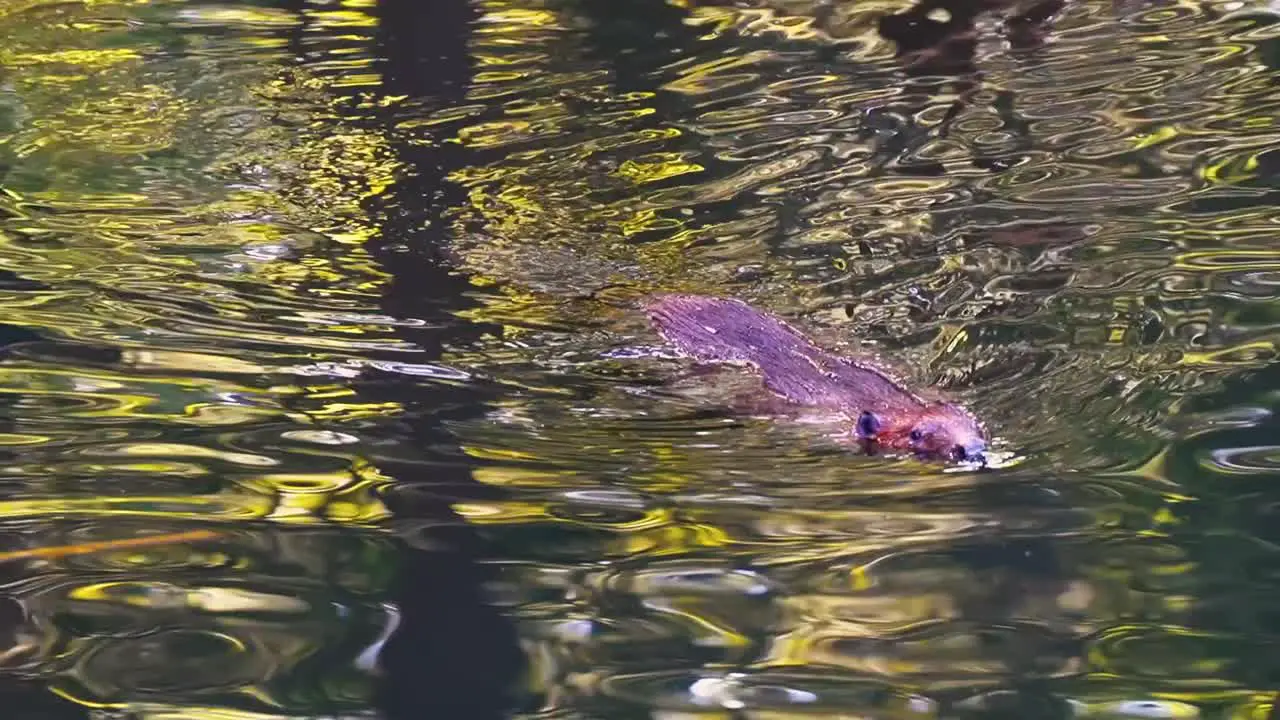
856,411,882,439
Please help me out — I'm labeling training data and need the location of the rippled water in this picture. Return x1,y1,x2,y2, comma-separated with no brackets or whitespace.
1,0,1279,717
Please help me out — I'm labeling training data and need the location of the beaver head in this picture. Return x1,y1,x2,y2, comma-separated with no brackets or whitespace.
859,403,987,464
907,402,987,464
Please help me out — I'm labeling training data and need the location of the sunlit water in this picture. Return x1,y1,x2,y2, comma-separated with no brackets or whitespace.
0,0,1279,717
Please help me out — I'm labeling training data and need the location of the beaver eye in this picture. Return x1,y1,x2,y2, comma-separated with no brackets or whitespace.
909,428,924,443
857,411,881,438
951,444,967,461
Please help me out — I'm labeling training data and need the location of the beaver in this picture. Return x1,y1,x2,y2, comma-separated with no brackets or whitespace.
645,294,987,464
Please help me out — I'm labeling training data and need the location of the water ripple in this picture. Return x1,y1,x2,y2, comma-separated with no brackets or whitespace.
1,0,1278,716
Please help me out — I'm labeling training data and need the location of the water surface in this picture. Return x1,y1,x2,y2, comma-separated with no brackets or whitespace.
1,0,1280,717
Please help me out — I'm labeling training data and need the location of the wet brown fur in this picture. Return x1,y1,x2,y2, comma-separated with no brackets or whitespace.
645,294,986,461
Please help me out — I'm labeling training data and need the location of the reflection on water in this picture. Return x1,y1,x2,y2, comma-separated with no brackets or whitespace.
0,0,1279,716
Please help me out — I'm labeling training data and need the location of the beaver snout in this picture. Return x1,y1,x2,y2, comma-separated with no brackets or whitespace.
908,402,988,465
950,439,987,465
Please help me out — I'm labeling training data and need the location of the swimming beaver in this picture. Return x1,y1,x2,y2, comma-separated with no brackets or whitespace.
645,294,987,464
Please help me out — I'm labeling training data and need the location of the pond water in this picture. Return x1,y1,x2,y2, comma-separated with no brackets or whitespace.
1,0,1279,717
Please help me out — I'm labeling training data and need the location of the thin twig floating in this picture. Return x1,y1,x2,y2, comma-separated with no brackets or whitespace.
0,529,220,564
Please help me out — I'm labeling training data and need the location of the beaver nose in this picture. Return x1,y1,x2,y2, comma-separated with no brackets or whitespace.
952,441,987,465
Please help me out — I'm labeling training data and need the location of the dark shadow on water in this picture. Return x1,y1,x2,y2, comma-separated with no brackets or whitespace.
0,0,526,712
873,0,1062,173
1170,361,1280,703
352,0,528,716
559,0,704,94
0,269,85,716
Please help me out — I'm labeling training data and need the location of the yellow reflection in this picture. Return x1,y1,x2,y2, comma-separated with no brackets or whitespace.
0,433,51,445
454,501,548,523
119,351,268,375
1132,125,1179,150
69,582,310,613
303,400,403,421
0,48,139,69
663,52,767,95
473,466,579,488
1201,150,1261,185
1175,250,1280,270
1181,340,1275,367
0,495,273,520
100,443,278,467
622,523,731,556
1096,444,1181,486
238,469,390,524
173,7,300,27
305,10,377,28
20,84,190,155
479,8,564,29
643,598,752,649
616,153,706,184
